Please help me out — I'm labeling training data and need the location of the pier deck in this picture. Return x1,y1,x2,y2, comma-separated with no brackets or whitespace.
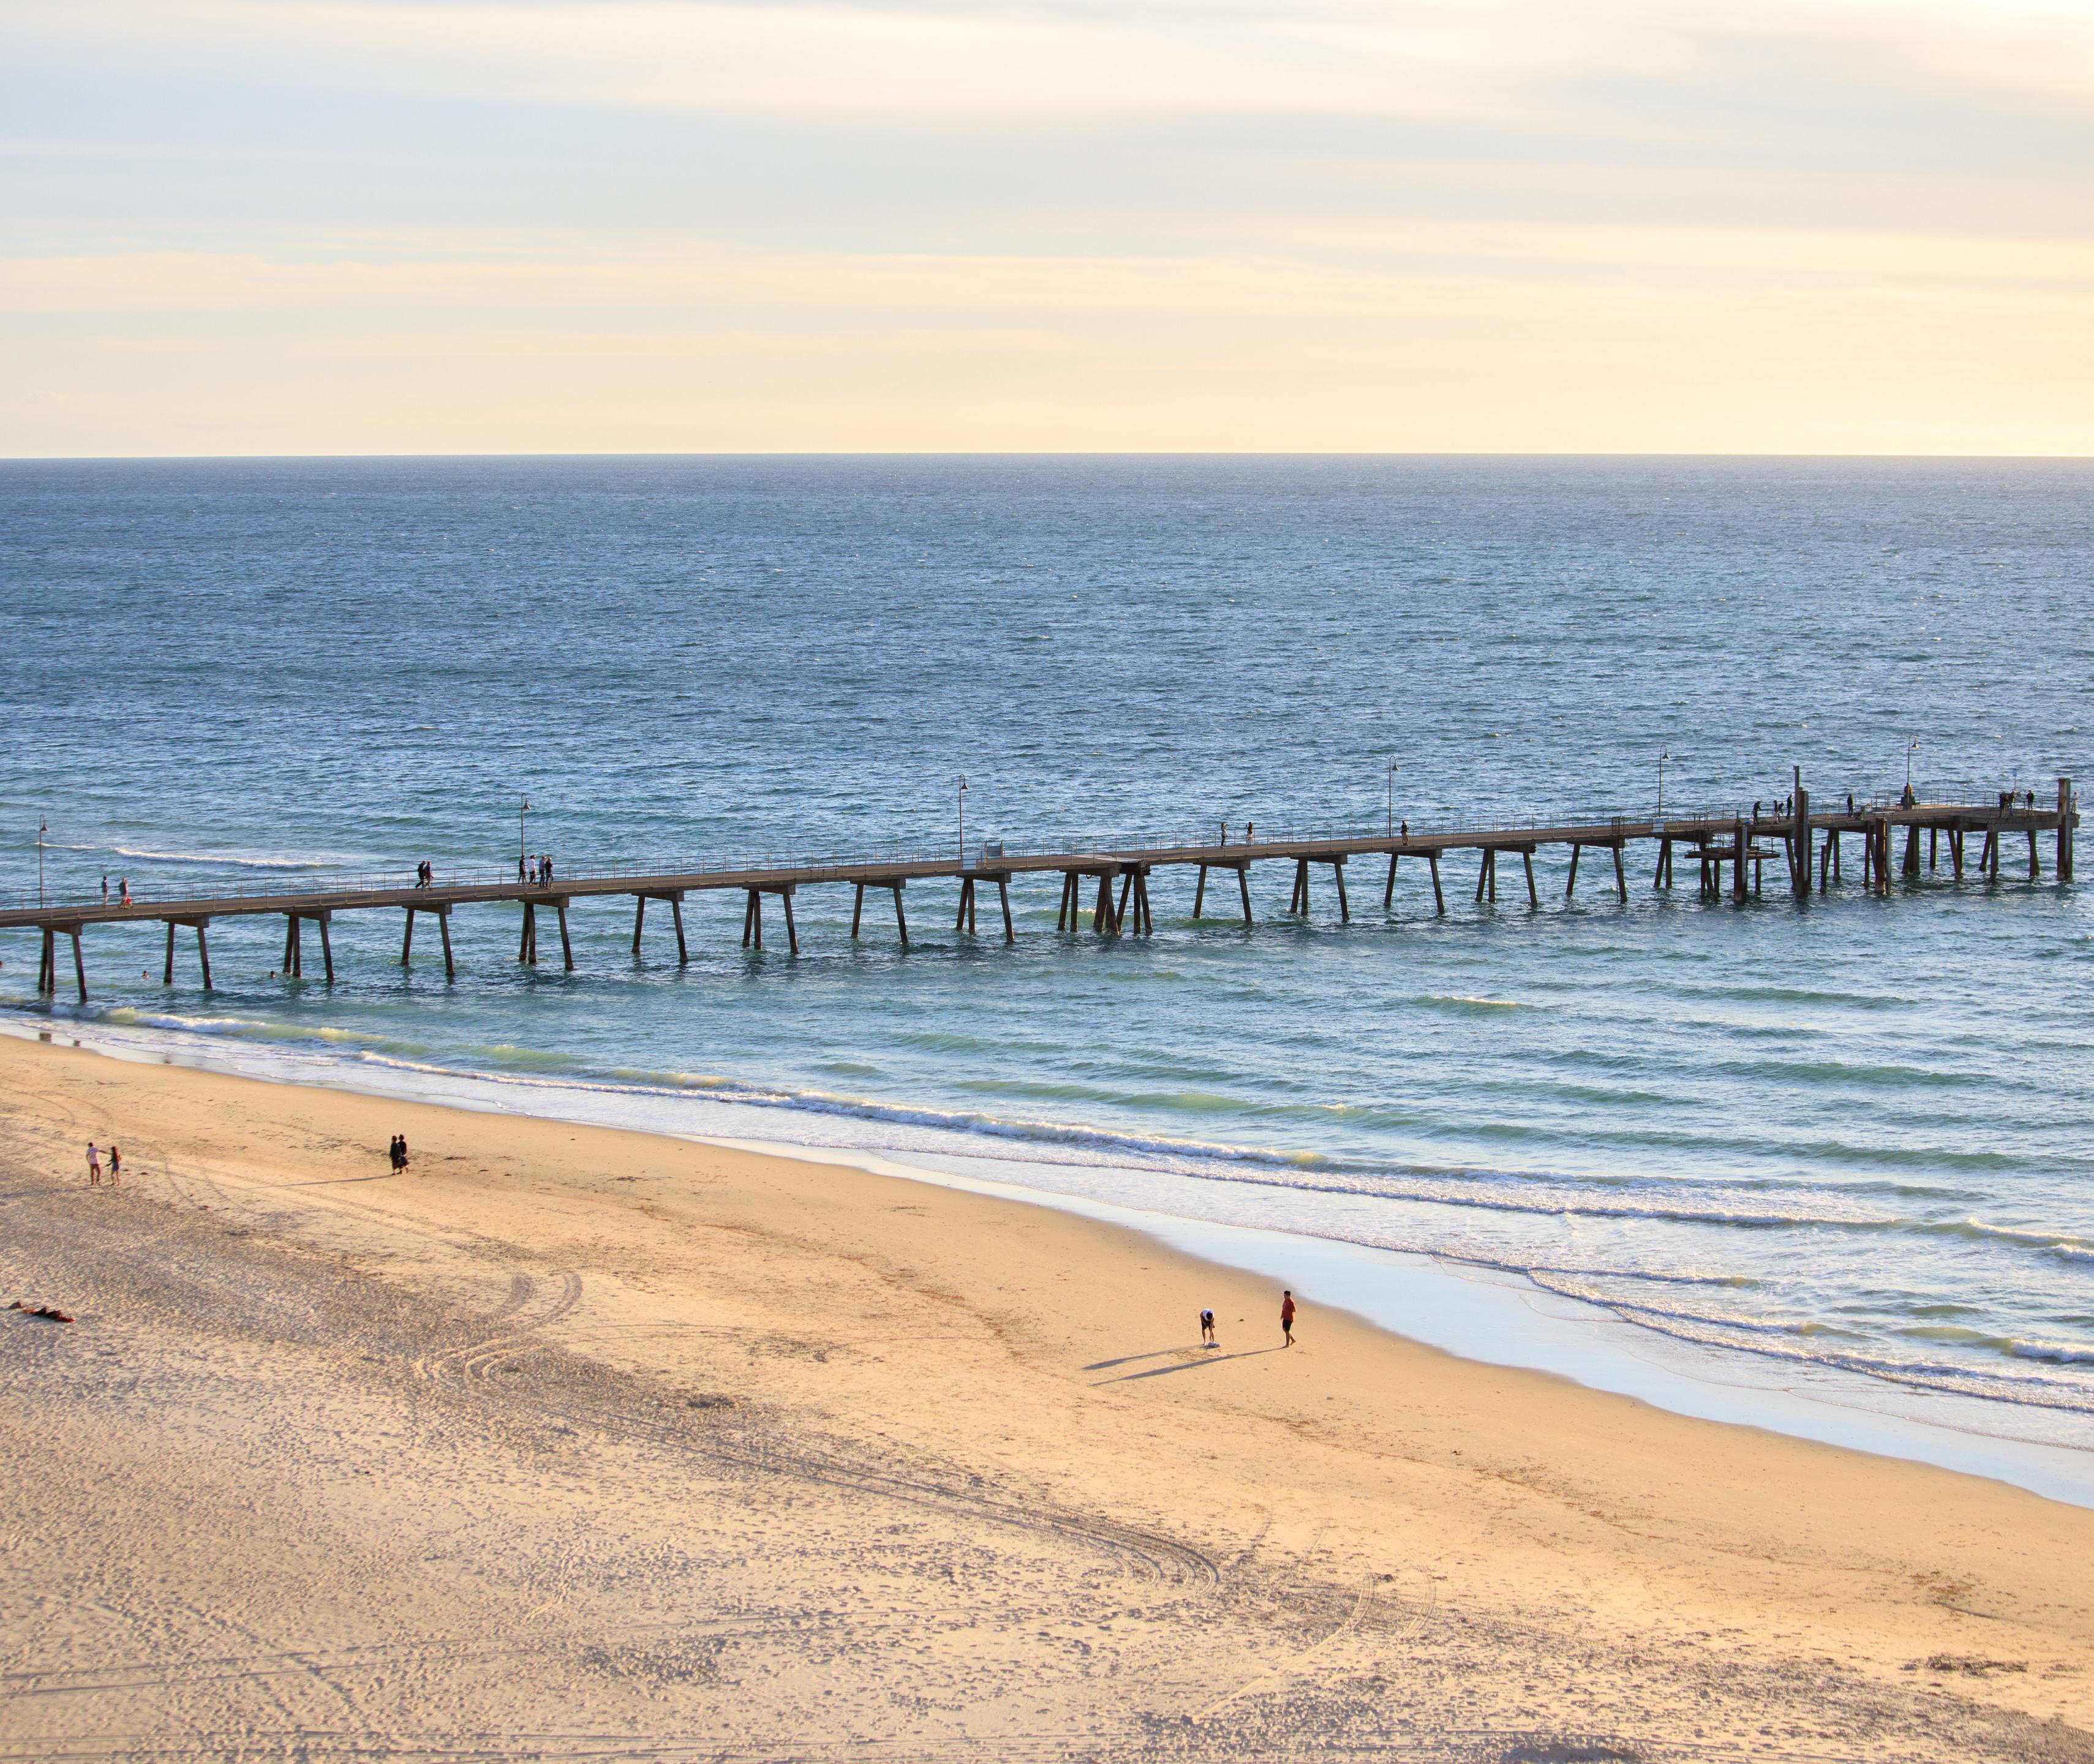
3,780,2075,1000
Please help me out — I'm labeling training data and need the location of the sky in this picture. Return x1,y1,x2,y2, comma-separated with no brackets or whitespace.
4,0,2092,455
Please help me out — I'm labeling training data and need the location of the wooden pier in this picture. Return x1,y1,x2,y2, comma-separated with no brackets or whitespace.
3,778,2075,1001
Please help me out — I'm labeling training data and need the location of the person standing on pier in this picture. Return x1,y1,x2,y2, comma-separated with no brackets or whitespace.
101,875,109,903
119,878,130,905
517,854,527,884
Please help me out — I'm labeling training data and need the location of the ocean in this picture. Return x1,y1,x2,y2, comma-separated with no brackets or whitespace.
4,456,2090,1476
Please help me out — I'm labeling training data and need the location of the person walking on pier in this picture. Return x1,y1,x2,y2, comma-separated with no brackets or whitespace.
1219,823,1228,846
517,854,527,885
118,877,130,905
101,875,109,903
1280,1289,1296,1348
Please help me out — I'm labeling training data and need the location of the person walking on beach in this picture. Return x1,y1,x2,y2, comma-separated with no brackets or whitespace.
86,1142,102,1187
107,1145,121,1186
1200,1307,1216,1346
1280,1289,1296,1348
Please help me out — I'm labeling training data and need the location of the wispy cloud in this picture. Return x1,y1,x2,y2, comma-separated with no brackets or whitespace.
3,0,2090,451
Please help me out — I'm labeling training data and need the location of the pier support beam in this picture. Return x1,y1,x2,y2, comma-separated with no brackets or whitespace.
1519,848,1537,910
1611,843,1627,903
1238,864,1253,926
557,900,574,970
158,918,213,989
1426,852,1445,914
1791,774,1812,898
1733,820,1748,901
519,902,538,965
2062,778,2076,881
997,875,1014,943
856,880,908,947
402,905,455,979
37,925,86,1002
956,878,978,935
627,891,688,962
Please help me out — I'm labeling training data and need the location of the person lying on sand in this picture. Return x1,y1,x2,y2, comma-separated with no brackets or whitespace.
10,1300,74,1323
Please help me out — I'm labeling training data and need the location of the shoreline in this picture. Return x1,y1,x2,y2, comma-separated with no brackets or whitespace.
7,1008,2090,1505
6,1030,2094,1754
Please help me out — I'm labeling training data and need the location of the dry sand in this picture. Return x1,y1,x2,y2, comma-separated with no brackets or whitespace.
2,1031,2092,1762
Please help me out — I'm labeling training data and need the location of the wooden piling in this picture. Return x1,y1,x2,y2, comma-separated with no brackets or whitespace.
401,908,416,966
743,891,762,951
162,921,175,985
2028,829,2040,880
520,901,537,964
70,928,87,1003
1611,843,1627,903
1237,864,1252,925
1384,852,1398,911
781,891,799,955
2060,778,2076,881
633,895,647,953
852,882,866,938
998,875,1014,942
1520,849,1537,909
1193,865,1208,918
1904,824,1921,878
318,914,334,982
1793,775,1812,897
1733,818,1747,900
1332,862,1350,923
1426,851,1445,914
1569,845,1583,897
196,922,213,990
39,926,55,996
436,910,454,979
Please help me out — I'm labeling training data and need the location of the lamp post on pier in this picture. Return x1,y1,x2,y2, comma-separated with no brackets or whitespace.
958,775,968,866
37,816,47,907
519,795,530,875
1657,751,1669,818
1905,739,1919,797
1387,758,1399,840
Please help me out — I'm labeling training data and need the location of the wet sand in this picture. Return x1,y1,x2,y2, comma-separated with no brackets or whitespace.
2,1033,2092,1762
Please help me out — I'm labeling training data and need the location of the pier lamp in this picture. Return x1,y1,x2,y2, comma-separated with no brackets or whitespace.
958,775,968,865
1905,739,1919,796
1657,751,1669,816
519,794,530,869
1387,759,1399,839
38,816,47,907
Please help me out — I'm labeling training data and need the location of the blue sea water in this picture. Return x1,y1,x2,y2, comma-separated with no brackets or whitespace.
3,456,2091,1460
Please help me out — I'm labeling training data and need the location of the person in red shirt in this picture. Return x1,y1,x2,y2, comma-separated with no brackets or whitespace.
1280,1290,1297,1347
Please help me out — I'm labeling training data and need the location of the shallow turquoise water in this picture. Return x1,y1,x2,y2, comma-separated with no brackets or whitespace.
2,456,2090,1442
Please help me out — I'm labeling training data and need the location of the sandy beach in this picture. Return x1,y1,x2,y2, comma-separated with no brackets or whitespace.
2,1031,2091,1762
